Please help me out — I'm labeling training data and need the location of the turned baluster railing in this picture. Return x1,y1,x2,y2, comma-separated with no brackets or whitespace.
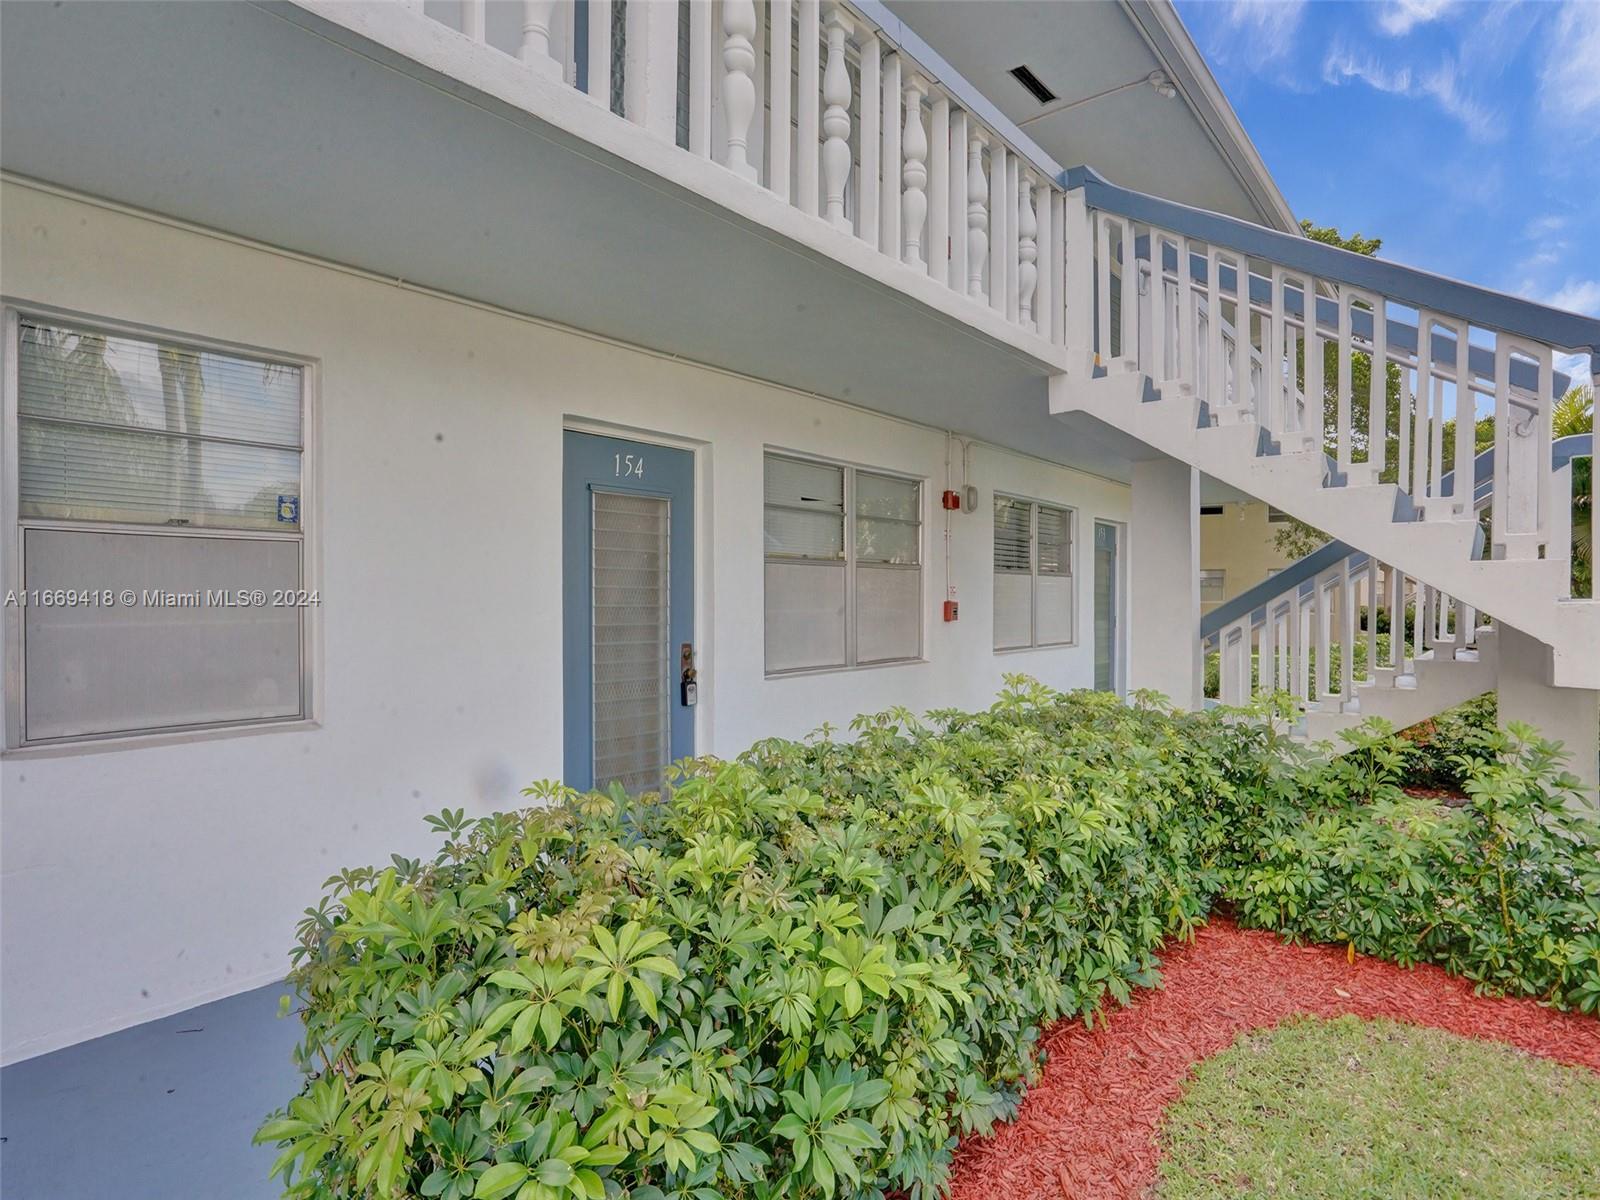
391,0,1074,346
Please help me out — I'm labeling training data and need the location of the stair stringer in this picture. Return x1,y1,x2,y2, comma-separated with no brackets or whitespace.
1052,370,1600,688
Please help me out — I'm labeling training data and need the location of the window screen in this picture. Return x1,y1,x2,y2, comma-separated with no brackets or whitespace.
1200,569,1227,601
994,496,1075,650
765,454,920,672
12,317,308,744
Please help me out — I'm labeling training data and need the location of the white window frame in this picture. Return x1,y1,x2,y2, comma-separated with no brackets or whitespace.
1,303,320,753
763,450,923,676
1200,568,1228,601
993,493,1077,652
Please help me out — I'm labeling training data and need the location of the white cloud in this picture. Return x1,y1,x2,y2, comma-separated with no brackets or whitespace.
1540,1,1600,131
1556,352,1593,394
1524,214,1567,240
1322,44,1413,93
1218,0,1308,64
1378,0,1459,37
1546,279,1600,316
1321,41,1502,140
1418,60,1503,140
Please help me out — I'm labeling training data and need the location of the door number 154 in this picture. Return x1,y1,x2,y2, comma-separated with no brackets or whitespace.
614,453,645,479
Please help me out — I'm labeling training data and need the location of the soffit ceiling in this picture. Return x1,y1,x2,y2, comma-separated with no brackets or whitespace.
882,0,1296,230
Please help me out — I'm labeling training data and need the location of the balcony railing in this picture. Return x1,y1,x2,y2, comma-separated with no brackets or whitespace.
391,0,1074,349
1063,165,1600,567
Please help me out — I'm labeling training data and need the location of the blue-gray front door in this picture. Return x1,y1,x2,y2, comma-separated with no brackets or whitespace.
563,431,694,793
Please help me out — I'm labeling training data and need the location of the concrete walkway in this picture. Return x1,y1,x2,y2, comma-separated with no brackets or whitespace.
1,983,301,1200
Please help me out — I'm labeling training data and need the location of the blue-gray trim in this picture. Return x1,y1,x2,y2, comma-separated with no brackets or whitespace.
1198,434,1593,641
563,432,695,791
1066,165,1600,359
1135,237,1569,395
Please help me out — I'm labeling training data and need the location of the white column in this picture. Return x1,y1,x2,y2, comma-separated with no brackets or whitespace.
929,97,950,287
518,1,561,76
965,131,987,299
462,0,487,43
796,0,821,214
820,6,854,232
1128,458,1202,709
1017,174,1038,327
900,75,929,267
947,108,967,291
858,38,880,247
625,0,680,139
719,0,759,180
988,144,1006,316
1062,188,1092,371
879,52,901,256
1498,623,1600,806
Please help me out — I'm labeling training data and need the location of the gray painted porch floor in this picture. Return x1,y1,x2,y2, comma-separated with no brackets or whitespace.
1,983,301,1200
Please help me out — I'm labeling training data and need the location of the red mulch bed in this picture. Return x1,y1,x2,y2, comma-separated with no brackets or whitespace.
945,917,1600,1200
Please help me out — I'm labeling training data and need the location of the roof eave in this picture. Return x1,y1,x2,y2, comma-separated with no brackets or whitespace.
1119,0,1301,237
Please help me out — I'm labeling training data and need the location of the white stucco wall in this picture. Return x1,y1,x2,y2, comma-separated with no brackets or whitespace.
0,181,1130,1063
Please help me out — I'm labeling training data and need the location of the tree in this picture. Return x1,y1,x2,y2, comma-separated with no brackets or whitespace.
1553,385,1594,596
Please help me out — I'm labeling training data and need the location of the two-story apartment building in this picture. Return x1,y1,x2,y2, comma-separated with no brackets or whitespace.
1,3,1596,1195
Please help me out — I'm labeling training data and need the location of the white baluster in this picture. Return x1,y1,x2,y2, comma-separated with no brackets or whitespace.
901,75,929,266
519,1,561,76
1368,294,1388,479
1336,290,1354,475
1450,322,1472,518
820,6,854,232
1340,559,1359,712
585,0,612,105
1148,230,1168,382
1017,175,1038,327
1365,558,1378,680
1267,266,1286,435
720,0,759,182
965,131,987,298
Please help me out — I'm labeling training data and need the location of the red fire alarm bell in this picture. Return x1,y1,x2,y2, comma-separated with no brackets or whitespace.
941,489,961,510
943,600,959,622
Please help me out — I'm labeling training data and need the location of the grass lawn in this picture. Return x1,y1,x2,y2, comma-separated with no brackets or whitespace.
1155,1015,1600,1199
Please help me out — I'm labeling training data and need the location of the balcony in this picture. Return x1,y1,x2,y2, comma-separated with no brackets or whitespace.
0,0,1143,478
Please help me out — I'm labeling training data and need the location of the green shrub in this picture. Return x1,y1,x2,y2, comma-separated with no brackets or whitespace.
1220,718,1600,1007
1399,693,1498,791
257,682,1600,1200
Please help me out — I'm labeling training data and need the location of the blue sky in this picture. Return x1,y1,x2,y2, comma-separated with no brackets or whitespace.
1173,0,1600,387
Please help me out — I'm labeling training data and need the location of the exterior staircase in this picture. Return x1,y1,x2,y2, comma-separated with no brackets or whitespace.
1049,168,1600,717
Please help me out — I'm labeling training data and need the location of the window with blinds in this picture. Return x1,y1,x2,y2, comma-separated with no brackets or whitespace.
993,495,1075,651
10,316,309,745
764,453,920,673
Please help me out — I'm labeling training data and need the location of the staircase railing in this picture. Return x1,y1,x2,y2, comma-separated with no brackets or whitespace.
1200,434,1593,712
1061,165,1600,567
